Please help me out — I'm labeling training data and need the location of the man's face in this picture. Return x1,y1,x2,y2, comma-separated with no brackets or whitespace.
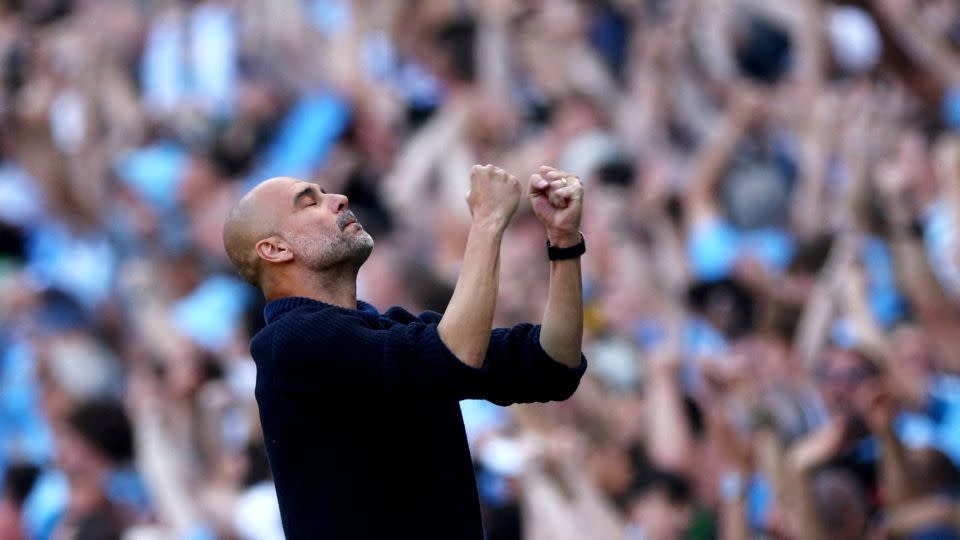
892,326,935,374
890,326,936,405
819,349,879,414
276,181,374,272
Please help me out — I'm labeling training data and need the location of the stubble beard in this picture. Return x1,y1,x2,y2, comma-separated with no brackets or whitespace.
299,226,374,274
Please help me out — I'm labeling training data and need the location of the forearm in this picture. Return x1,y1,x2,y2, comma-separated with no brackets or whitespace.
787,421,846,540
651,217,690,298
887,497,960,536
719,492,749,540
646,363,694,473
795,281,835,368
693,0,736,80
872,0,960,84
382,104,467,215
865,0,952,107
891,232,955,323
936,139,960,231
796,237,856,366
793,94,832,237
521,466,586,540
556,453,627,539
616,72,664,154
539,233,584,368
438,225,503,368
135,410,198,535
794,0,826,86
787,434,832,540
791,468,830,540
685,104,752,221
877,424,916,506
889,234,960,368
840,268,890,361
755,428,793,519
478,16,511,101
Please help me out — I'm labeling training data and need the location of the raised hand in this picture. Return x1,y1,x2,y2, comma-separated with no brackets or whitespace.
854,377,898,436
789,415,853,473
467,164,521,231
529,165,584,246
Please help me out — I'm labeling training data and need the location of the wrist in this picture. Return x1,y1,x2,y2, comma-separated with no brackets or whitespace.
471,218,509,236
546,232,585,261
546,230,581,248
718,470,746,503
648,359,680,377
468,224,506,249
872,418,895,438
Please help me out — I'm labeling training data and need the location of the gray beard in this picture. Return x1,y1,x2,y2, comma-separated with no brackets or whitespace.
298,228,374,274
336,231,374,272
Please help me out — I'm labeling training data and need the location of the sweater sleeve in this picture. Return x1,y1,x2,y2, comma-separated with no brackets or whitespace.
463,323,588,406
269,308,494,401
269,308,586,404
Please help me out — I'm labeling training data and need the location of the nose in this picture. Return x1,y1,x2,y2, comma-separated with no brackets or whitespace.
330,194,348,213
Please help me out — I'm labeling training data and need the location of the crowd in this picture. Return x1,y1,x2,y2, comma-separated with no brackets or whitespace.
2,0,960,538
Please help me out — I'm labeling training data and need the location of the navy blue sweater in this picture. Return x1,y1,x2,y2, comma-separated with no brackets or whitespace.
250,297,587,539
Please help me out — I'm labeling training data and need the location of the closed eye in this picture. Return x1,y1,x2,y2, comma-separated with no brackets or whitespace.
293,185,326,209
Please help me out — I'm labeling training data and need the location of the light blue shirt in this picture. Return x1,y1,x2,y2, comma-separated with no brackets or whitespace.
687,217,794,282
141,4,237,117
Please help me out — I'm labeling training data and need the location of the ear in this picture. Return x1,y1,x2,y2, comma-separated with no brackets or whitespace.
255,236,294,264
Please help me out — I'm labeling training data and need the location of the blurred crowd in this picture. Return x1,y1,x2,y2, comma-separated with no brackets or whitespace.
3,0,960,538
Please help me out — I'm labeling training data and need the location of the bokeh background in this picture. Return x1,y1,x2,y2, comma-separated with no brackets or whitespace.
2,0,960,538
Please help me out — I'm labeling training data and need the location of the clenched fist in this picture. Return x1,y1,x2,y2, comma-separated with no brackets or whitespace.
467,164,521,231
529,165,583,246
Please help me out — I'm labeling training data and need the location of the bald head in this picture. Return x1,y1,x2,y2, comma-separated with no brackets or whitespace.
222,177,297,286
223,177,373,293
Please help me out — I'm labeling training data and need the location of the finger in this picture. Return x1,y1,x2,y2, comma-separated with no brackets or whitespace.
547,177,579,191
541,167,576,181
471,164,488,182
548,185,582,207
529,174,549,195
544,171,569,183
544,174,581,191
539,165,566,176
548,187,574,207
555,185,583,202
547,179,566,191
547,190,570,208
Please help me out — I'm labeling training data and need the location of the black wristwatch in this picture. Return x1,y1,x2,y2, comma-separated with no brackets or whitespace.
546,233,586,261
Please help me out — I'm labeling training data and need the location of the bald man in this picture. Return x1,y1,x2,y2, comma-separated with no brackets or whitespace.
223,165,588,539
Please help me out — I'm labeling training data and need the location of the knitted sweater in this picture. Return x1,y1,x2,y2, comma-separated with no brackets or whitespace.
251,296,587,539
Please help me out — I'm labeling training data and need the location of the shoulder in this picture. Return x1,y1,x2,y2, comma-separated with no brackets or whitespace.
276,301,349,326
381,306,443,325
270,303,369,349
249,323,275,364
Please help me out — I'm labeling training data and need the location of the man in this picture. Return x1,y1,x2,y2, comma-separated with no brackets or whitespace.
222,164,588,539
